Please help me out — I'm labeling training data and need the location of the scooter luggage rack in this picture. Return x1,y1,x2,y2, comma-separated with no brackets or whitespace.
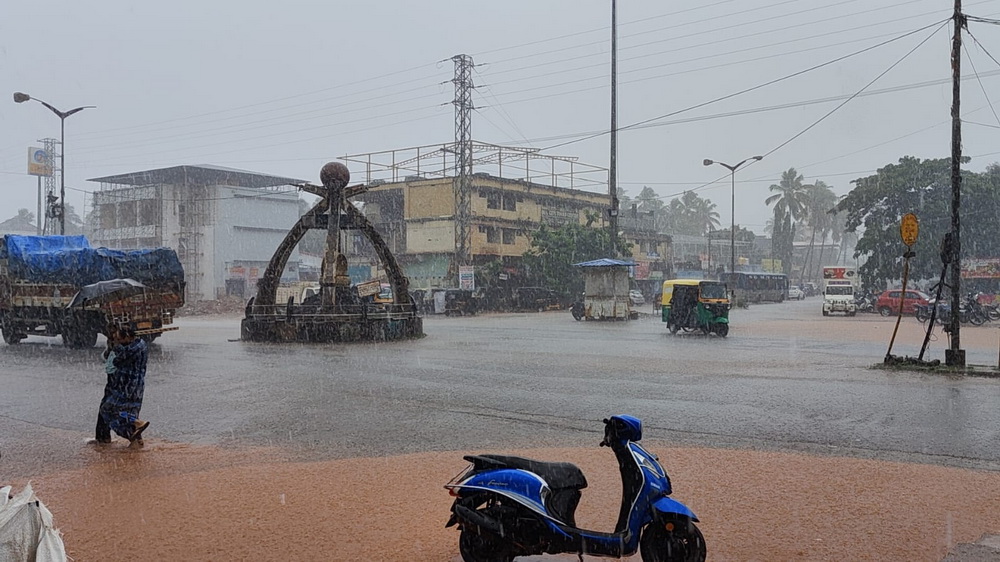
444,462,474,494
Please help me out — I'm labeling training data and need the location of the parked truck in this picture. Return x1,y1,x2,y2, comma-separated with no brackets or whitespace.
821,266,858,316
0,235,185,347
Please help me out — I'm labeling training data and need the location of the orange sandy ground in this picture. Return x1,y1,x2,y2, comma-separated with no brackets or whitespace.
9,439,1000,562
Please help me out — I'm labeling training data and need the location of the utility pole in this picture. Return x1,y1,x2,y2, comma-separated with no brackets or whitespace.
608,0,620,257
947,0,966,366
452,54,475,281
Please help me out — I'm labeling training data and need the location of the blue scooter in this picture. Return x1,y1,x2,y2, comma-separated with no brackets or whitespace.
445,415,705,562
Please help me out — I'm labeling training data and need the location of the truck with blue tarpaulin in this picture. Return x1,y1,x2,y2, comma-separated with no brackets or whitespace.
0,235,185,347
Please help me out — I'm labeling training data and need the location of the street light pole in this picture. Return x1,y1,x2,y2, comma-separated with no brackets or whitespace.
13,92,95,235
703,156,763,275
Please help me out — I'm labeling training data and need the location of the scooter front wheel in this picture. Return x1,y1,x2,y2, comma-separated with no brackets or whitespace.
640,521,706,562
459,529,515,562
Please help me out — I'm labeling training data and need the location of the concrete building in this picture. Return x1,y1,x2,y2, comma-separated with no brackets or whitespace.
345,143,672,289
88,165,305,301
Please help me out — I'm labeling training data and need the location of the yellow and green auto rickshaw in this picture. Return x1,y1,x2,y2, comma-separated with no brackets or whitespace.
660,279,730,337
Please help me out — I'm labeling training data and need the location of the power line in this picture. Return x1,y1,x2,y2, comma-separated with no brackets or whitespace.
761,20,948,159
70,62,441,139
962,41,1000,128
538,18,950,152
484,0,807,68
75,76,446,145
636,20,947,205
484,0,939,82
73,95,445,155
471,0,741,57
70,109,447,171
72,103,444,163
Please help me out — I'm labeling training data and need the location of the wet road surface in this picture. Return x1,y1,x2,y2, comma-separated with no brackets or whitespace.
3,298,999,477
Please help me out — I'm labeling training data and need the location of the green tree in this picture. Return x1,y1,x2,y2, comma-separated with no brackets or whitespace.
663,191,720,236
833,155,997,290
522,222,631,296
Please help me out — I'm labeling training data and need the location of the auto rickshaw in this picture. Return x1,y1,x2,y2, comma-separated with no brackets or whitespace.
661,279,730,336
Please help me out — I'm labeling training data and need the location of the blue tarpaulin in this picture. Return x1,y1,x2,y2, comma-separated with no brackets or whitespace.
1,235,184,286
573,258,636,267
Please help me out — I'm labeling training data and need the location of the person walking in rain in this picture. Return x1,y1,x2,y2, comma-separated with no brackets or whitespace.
94,322,150,447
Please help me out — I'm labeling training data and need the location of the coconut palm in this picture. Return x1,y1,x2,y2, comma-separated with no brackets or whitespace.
799,180,837,283
689,195,721,235
766,168,808,277
765,168,808,222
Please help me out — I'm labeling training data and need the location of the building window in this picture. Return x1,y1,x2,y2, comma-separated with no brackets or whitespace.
486,226,500,244
502,193,517,211
502,228,516,245
486,192,501,210
120,200,137,227
139,199,159,226
99,204,116,229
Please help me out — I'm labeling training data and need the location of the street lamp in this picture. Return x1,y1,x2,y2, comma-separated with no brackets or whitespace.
703,155,763,276
14,92,95,235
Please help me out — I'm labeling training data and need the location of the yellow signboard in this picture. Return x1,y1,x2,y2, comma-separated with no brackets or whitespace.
900,213,919,247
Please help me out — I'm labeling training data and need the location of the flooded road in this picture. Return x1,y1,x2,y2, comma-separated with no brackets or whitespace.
3,299,1000,560
4,299,999,476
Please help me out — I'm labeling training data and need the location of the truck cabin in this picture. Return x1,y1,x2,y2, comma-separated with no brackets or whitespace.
824,281,855,296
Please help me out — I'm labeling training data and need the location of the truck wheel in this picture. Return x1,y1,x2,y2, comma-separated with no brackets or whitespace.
822,310,829,317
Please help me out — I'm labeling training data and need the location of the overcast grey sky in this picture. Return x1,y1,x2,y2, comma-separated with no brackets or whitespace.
3,0,999,232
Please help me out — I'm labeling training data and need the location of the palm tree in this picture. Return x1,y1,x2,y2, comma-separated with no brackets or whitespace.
690,195,721,235
766,168,808,278
799,180,837,283
765,168,807,219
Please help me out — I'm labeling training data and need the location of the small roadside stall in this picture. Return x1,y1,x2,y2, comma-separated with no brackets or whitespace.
574,258,636,320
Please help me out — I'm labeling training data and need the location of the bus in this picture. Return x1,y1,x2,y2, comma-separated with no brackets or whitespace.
720,272,789,303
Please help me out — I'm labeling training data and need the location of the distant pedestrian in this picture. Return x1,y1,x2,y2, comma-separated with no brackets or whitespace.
94,323,150,447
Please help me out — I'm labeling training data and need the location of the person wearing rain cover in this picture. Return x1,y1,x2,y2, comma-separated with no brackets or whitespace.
94,323,150,447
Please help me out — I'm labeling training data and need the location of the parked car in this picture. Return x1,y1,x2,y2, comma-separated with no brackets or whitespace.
628,290,645,307
875,289,930,316
787,286,805,300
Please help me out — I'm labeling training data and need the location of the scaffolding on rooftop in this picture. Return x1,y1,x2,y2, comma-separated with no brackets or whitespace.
340,141,609,191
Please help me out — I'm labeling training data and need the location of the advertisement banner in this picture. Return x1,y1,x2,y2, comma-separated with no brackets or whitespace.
961,258,1000,279
27,147,52,177
761,259,782,273
634,261,650,280
459,265,475,291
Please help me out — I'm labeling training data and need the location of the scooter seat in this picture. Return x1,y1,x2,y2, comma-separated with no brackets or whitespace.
465,454,588,490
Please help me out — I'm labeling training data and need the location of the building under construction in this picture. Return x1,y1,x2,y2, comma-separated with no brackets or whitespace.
88,165,305,301
344,141,672,291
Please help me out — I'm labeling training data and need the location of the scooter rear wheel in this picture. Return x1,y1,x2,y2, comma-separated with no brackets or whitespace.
459,529,515,562
639,521,706,562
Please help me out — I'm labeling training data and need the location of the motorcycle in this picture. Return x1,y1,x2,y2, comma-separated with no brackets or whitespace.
853,291,875,314
571,296,586,321
916,295,987,326
444,415,706,562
